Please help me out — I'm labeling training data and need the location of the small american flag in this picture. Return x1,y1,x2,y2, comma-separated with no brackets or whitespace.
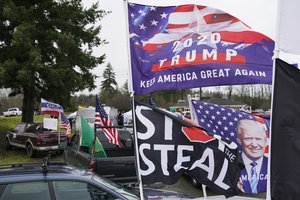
95,96,120,145
60,113,71,138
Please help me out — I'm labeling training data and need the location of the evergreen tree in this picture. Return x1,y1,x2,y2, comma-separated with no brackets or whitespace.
0,0,107,122
100,62,117,102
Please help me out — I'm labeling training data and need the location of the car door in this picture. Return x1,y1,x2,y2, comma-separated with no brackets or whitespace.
64,134,93,169
64,134,80,166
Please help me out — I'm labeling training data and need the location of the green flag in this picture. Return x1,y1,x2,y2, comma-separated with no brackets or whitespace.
80,116,107,158
94,137,107,158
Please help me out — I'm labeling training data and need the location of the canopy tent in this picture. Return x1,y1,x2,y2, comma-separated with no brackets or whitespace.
123,110,132,126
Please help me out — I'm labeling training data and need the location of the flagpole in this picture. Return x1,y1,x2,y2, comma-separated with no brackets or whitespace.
58,112,61,146
92,97,97,156
123,0,145,199
187,95,194,121
187,95,207,198
131,92,145,199
266,0,282,199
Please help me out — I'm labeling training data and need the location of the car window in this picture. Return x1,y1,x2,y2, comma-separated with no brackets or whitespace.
14,124,26,133
92,176,139,198
0,182,51,200
52,181,117,200
96,130,133,148
26,123,41,133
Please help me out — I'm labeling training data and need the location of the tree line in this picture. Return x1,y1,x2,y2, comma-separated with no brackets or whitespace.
0,82,272,115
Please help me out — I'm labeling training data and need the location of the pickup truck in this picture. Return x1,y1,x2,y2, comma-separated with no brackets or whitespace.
5,123,68,157
3,107,22,117
64,128,137,185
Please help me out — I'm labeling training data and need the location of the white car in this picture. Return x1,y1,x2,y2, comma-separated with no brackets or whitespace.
3,107,22,117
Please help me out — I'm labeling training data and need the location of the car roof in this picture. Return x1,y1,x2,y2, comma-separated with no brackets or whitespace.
0,162,93,183
0,160,142,199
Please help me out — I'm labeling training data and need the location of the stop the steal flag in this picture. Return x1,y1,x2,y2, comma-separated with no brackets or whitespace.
134,101,243,198
127,3,274,95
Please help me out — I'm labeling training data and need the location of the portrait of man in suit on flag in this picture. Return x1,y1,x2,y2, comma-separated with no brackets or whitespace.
237,119,268,194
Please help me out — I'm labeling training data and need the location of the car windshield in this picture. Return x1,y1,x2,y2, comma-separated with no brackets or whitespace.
92,175,140,199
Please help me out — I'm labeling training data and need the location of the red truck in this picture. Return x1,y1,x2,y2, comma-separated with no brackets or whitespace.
5,122,68,157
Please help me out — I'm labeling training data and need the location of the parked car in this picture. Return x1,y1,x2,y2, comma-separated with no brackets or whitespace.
0,159,191,200
64,128,136,184
5,122,67,157
3,107,22,117
0,160,141,200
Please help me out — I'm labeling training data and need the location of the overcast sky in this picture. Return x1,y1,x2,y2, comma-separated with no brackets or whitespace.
81,0,285,95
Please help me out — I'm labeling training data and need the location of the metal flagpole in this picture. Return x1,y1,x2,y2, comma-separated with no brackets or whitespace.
187,95,207,198
123,0,145,199
58,112,61,146
92,96,98,156
266,0,282,199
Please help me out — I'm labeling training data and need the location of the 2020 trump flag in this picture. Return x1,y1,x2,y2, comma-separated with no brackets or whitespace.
127,3,274,95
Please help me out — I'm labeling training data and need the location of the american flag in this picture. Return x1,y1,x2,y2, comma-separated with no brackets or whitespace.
60,113,71,138
128,4,272,53
190,99,269,148
95,96,120,145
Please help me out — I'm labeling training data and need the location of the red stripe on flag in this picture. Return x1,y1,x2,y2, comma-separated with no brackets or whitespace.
203,13,237,24
219,31,273,44
173,5,206,13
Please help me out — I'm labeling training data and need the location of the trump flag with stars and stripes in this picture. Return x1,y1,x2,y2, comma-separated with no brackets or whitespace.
190,99,270,194
95,96,120,145
41,98,64,117
127,3,274,95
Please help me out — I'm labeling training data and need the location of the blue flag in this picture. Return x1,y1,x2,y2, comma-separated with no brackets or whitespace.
127,3,274,95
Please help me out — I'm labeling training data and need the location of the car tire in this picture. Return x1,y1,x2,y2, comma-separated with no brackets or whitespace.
5,139,11,150
26,144,36,158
